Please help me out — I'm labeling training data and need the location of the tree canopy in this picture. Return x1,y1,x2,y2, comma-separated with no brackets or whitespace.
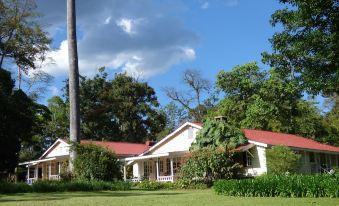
262,0,339,95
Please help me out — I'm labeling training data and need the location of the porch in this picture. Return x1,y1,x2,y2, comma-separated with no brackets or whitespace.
123,152,188,182
19,156,68,184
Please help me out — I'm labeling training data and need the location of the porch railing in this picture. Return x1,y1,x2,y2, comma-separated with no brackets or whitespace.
49,175,60,180
27,178,37,185
157,176,173,182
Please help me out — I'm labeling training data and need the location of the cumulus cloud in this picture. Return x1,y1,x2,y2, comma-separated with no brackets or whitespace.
36,0,199,78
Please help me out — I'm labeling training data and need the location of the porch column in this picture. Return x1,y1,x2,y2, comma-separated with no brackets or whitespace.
123,164,127,181
48,162,51,180
170,158,174,182
35,164,38,180
27,165,30,182
156,159,159,180
58,162,61,180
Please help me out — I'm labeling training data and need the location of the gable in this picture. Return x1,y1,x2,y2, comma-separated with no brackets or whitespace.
148,125,200,155
43,141,70,158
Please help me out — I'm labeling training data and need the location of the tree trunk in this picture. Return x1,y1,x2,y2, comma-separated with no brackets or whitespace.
67,0,80,172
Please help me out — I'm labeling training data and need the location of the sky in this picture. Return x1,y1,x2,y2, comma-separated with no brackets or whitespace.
27,0,283,106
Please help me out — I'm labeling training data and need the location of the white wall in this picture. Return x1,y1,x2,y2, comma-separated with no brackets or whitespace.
244,145,267,176
45,141,70,158
151,126,199,155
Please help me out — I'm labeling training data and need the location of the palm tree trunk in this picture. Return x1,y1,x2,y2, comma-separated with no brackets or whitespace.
67,0,80,172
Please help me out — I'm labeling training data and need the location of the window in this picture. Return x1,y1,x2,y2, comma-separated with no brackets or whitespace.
159,160,164,173
173,157,181,174
246,152,252,167
143,162,152,178
166,159,170,174
309,152,315,163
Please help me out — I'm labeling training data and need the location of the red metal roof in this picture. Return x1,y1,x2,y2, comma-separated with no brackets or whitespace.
80,140,150,157
243,129,339,153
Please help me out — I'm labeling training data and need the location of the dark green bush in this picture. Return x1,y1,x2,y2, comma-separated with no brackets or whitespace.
0,182,31,193
214,174,339,198
73,143,122,181
180,147,243,186
0,180,131,194
133,180,207,190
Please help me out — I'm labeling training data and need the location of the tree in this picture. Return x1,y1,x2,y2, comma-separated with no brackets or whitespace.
164,69,216,122
67,0,80,172
0,0,50,73
63,69,166,143
0,69,44,178
266,145,300,175
322,95,339,146
190,118,247,151
262,0,339,95
45,96,68,144
213,62,326,141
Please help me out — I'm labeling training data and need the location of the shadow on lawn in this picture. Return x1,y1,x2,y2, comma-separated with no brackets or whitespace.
0,191,184,203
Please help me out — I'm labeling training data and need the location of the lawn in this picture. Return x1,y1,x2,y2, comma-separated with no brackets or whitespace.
0,189,338,206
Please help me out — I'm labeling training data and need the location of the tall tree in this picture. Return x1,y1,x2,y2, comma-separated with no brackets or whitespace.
213,62,326,141
63,69,166,143
0,0,50,73
164,69,216,122
262,0,339,95
67,0,80,172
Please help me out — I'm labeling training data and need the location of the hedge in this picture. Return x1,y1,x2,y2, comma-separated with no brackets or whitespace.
133,180,208,190
214,174,339,198
0,180,131,194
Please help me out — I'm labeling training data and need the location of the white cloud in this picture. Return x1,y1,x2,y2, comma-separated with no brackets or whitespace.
104,16,111,24
37,0,199,79
201,2,210,9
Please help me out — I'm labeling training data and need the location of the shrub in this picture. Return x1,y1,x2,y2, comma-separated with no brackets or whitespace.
0,180,131,194
0,182,31,193
73,143,121,181
266,145,300,174
179,147,242,186
214,174,339,198
133,180,207,190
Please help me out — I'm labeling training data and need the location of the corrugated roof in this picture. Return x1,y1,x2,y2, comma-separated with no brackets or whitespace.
80,140,150,157
243,129,339,152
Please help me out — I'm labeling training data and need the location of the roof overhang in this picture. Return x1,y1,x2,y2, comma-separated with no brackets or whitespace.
19,155,69,166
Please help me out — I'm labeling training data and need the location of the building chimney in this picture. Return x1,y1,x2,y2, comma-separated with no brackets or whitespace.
214,116,226,122
145,140,156,146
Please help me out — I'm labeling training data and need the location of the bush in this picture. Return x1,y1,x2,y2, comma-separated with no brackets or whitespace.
179,147,243,186
73,143,122,181
0,180,131,194
133,180,207,190
214,174,339,198
0,182,31,193
266,145,300,175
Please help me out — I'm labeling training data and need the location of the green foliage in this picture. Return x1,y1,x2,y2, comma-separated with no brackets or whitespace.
133,180,207,190
266,146,301,175
262,0,339,94
213,62,330,143
191,119,247,150
214,174,339,198
180,148,243,186
0,180,131,194
0,69,49,177
63,68,165,142
0,0,51,72
73,143,121,181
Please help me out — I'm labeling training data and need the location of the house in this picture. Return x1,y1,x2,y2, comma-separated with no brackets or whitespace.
19,139,151,184
122,122,339,182
20,121,339,184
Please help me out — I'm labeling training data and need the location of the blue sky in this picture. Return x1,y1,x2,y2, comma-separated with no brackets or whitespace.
30,0,283,106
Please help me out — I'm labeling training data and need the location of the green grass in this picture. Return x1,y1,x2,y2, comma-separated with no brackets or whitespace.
0,189,338,206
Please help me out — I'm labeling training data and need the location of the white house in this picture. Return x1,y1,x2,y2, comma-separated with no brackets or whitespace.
123,122,339,182
20,121,339,183
19,139,151,184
